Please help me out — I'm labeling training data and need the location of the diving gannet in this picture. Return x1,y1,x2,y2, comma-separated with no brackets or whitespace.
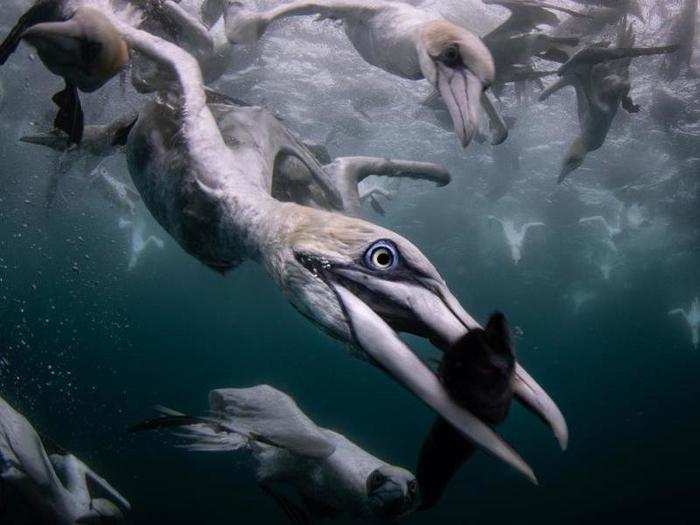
539,22,678,182
224,0,501,148
669,297,700,350
359,184,395,216
113,22,567,481
131,384,420,522
0,394,131,524
661,0,699,81
0,1,131,143
118,217,165,270
488,215,545,265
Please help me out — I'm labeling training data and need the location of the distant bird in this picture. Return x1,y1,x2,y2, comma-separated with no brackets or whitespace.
539,22,678,182
359,184,396,216
669,297,700,349
0,1,131,144
660,0,699,80
578,203,625,250
90,168,140,216
224,0,503,149
0,394,130,524
570,288,596,314
130,385,420,523
488,216,545,264
118,217,164,270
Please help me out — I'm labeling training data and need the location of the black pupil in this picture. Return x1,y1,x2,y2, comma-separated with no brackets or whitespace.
443,46,460,66
376,250,391,266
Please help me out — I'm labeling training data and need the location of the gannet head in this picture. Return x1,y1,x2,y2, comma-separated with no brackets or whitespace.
559,137,586,183
22,7,128,92
277,208,549,482
366,465,419,520
417,21,495,148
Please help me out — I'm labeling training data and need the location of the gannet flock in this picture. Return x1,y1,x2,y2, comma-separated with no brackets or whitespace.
0,0,698,523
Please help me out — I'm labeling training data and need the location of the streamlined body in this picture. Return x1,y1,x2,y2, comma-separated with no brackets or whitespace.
0,395,130,524
488,216,545,265
132,385,419,522
115,21,566,482
539,23,678,182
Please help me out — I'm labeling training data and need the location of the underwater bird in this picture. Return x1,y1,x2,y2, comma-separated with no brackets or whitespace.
570,288,596,315
359,184,395,216
20,112,138,208
114,22,566,482
578,202,626,250
660,0,699,81
417,311,516,510
224,0,504,149
488,216,545,265
118,217,165,270
0,394,131,524
130,384,420,522
669,297,700,350
0,1,130,144
539,22,679,182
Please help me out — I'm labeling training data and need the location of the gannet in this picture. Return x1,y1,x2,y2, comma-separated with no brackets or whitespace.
131,384,420,522
661,0,699,81
20,112,138,208
578,202,625,249
669,297,700,350
488,216,545,265
539,22,678,182
417,311,516,510
114,22,567,481
118,217,165,270
0,1,131,144
359,183,395,216
0,394,131,524
224,0,501,148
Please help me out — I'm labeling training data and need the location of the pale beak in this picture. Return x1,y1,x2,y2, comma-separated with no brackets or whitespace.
326,268,568,482
436,63,482,148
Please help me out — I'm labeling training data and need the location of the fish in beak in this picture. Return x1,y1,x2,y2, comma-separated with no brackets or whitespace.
288,213,567,484
418,21,496,148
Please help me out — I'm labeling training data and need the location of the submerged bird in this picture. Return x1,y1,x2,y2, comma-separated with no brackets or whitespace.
669,297,700,350
0,394,131,524
578,203,625,250
224,0,504,149
118,217,164,270
488,216,545,265
359,184,396,216
0,1,130,144
660,0,699,81
115,22,566,482
417,311,516,510
539,22,679,182
131,384,420,522
20,112,138,208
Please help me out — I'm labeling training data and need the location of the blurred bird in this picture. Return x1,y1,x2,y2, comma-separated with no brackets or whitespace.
118,217,164,270
669,297,700,349
488,215,546,264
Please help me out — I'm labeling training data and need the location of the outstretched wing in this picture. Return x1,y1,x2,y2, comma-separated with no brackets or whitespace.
482,0,585,43
130,386,336,460
0,0,63,65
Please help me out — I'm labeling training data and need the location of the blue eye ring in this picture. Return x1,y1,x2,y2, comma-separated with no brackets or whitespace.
364,240,398,271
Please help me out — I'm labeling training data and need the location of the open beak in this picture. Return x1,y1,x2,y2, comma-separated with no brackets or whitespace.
436,63,482,148
326,268,568,483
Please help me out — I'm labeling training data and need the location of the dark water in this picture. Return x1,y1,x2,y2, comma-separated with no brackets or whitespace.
1,0,700,524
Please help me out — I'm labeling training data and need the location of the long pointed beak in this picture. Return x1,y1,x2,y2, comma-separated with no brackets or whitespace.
20,133,69,151
436,63,482,148
331,282,538,484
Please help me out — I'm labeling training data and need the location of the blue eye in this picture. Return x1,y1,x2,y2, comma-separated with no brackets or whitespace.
364,241,398,271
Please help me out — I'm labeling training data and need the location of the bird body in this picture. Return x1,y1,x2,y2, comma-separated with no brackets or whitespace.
669,297,700,349
0,395,130,524
132,385,419,522
489,216,545,264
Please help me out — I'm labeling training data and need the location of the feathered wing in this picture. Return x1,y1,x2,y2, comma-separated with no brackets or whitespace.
130,386,336,460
